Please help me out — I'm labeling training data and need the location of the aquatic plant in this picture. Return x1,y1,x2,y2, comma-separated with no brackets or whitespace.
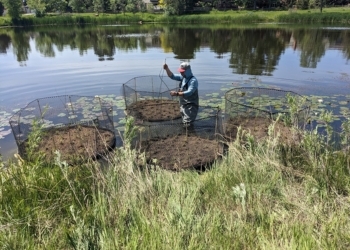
1,113,350,248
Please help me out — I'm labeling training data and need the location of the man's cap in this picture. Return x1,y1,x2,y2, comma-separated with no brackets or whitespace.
178,62,190,73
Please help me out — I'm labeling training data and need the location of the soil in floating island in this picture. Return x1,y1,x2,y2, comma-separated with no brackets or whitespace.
20,125,116,163
225,116,302,145
126,99,181,122
140,134,223,171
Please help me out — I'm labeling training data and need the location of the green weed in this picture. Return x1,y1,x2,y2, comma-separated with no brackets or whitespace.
0,107,349,249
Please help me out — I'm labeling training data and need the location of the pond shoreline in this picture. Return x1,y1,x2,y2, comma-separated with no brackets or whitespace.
1,7,350,27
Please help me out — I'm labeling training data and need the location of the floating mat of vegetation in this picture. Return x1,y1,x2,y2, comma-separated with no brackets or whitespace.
126,99,181,122
9,95,116,164
224,116,303,145
19,125,116,164
224,87,311,129
140,134,223,171
132,106,225,171
123,75,180,122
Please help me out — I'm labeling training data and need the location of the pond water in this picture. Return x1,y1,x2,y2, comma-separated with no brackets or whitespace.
1,24,350,160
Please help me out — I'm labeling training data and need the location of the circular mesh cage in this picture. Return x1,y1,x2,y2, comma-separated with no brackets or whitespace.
131,106,225,171
123,75,181,122
224,87,310,142
9,95,116,164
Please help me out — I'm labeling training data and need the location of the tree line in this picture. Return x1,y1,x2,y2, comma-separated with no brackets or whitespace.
0,0,349,20
0,0,148,19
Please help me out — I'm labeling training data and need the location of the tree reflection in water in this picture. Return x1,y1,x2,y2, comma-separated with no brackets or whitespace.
0,25,349,73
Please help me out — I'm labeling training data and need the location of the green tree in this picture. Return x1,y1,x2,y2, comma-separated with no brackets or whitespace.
27,0,47,17
139,0,147,12
162,0,193,15
108,0,123,12
110,0,128,12
46,0,67,13
92,0,112,13
297,0,309,9
68,0,92,12
69,0,86,12
125,0,145,13
93,0,104,13
163,0,183,15
110,0,117,11
2,0,22,19
0,1,5,16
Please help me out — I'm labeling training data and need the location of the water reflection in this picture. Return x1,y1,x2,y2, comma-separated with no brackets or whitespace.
9,28,31,64
0,25,349,74
1,24,350,161
0,33,11,53
228,29,286,75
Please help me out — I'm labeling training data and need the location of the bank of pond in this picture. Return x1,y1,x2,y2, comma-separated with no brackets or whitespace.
1,8,350,27
1,80,349,250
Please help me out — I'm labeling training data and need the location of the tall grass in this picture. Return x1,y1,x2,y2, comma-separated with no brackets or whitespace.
1,114,349,248
11,12,266,26
0,16,11,26
277,12,350,24
2,7,350,27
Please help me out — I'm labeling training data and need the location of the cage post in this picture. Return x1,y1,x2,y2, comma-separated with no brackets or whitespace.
151,77,154,99
17,111,22,146
97,96,107,125
123,84,127,111
157,76,163,99
160,75,170,93
134,78,137,103
94,126,98,156
215,107,219,135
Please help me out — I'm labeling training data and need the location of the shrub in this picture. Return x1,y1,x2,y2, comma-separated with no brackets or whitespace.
0,2,4,16
2,0,22,19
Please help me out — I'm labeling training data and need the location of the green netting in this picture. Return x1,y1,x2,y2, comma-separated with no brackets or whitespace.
123,75,181,122
224,87,311,141
9,95,116,163
131,106,225,171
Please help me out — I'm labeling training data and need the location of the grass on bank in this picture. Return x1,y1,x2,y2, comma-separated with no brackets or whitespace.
1,7,350,27
0,113,350,249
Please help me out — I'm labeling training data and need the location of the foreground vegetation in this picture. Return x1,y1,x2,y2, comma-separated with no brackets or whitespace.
1,7,350,27
1,115,349,249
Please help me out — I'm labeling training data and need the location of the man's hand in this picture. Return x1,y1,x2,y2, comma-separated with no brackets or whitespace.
163,63,173,77
170,91,178,96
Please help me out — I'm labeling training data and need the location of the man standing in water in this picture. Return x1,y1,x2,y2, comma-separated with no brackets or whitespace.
163,62,199,126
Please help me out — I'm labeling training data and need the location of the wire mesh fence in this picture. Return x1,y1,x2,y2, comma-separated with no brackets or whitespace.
123,75,181,122
224,87,311,142
9,95,116,163
131,106,225,171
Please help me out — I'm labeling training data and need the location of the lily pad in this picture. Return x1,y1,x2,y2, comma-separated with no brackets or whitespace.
0,129,12,139
339,101,349,105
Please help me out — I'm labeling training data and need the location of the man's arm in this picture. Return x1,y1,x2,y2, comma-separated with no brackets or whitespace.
182,78,198,97
163,63,173,77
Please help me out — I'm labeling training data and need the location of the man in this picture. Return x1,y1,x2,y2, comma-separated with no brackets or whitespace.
163,62,199,125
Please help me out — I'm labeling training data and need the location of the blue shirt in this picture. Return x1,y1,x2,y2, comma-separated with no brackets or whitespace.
170,67,199,107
